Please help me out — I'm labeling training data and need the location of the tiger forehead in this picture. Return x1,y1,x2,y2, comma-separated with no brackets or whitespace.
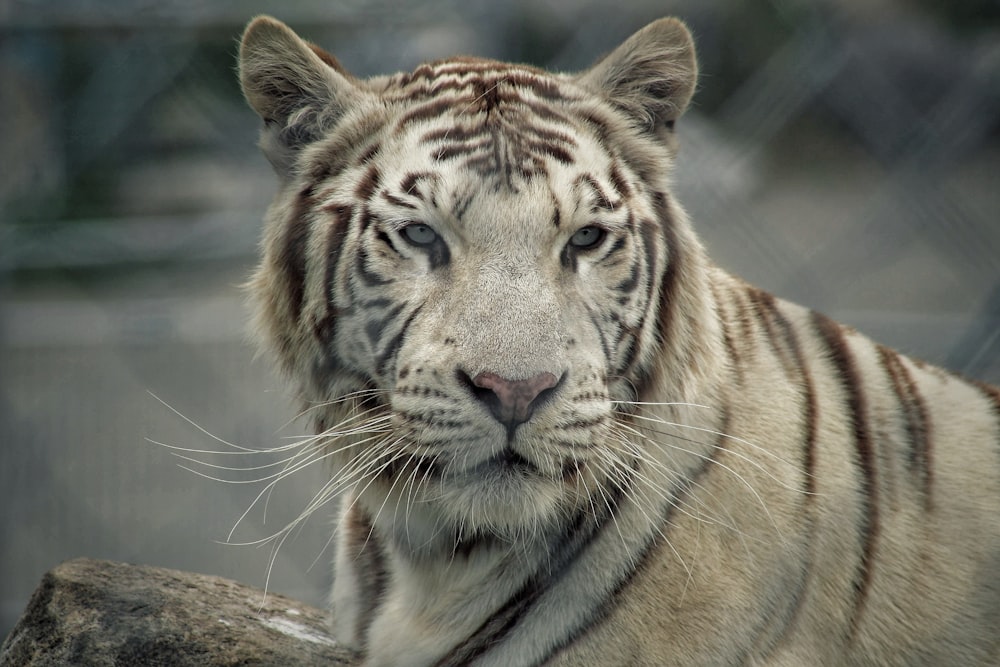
375,60,610,194
367,130,635,228
386,58,579,137
386,57,571,104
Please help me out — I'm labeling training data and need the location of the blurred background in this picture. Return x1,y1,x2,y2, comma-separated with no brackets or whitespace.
2,0,998,640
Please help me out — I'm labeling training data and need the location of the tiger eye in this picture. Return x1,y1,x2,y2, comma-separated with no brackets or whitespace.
401,223,438,246
569,226,606,249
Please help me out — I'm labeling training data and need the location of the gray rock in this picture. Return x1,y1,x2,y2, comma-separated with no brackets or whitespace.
0,558,359,666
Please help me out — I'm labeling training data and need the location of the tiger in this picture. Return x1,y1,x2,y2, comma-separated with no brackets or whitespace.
237,14,1000,666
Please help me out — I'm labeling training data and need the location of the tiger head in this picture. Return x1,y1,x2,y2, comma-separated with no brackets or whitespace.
240,17,719,550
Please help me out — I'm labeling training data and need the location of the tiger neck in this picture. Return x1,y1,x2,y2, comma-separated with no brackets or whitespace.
332,497,557,664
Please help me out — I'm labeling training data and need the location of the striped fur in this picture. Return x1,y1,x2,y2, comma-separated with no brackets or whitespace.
239,16,1000,666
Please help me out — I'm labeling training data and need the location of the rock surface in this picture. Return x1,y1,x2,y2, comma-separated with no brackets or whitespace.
0,558,358,666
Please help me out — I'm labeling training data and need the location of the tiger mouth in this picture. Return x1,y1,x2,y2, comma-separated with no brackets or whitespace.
469,451,585,484
471,449,539,477
376,444,584,488
375,450,540,483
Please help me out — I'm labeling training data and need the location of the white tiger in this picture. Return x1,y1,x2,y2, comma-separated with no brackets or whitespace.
238,14,1000,666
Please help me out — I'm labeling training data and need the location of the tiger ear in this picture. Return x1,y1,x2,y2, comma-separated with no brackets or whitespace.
578,17,697,132
239,16,363,175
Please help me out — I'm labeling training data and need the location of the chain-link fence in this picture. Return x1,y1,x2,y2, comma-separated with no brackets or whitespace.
2,0,998,639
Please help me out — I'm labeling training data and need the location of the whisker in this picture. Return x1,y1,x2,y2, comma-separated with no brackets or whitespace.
615,415,802,495
603,430,735,532
613,421,784,541
622,407,804,479
225,432,390,543
148,391,258,453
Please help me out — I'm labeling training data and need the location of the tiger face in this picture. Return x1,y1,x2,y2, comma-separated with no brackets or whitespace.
242,18,701,548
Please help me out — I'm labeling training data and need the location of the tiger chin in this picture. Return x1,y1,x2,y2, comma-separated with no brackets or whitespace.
238,14,1000,667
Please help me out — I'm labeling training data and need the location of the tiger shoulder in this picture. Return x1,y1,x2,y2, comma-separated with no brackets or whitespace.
237,13,1000,666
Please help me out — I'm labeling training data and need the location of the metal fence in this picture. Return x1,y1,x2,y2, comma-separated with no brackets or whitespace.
2,0,998,639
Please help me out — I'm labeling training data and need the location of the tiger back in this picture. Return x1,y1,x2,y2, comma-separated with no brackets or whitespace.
238,15,1000,666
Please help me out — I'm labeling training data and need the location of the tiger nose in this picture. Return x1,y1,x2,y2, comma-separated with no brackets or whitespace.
464,371,561,429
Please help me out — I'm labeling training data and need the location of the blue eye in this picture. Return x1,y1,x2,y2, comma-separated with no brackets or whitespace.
401,223,438,246
569,226,606,249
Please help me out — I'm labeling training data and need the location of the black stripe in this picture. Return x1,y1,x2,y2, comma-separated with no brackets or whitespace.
721,315,743,384
775,308,818,498
453,188,475,222
421,125,488,145
397,97,466,132
811,310,878,637
752,292,818,496
614,329,639,377
394,62,440,87
494,71,571,101
623,209,637,232
354,206,394,287
577,173,615,211
355,244,392,287
381,190,418,209
579,109,613,148
365,302,407,348
608,162,632,199
355,142,382,166
523,124,577,148
514,159,547,183
878,345,934,510
399,171,439,198
637,219,657,298
614,262,640,294
727,285,756,351
375,305,423,377
627,219,665,397
534,141,574,166
344,506,388,651
412,77,484,100
422,73,488,95
309,129,379,183
585,306,613,364
277,186,315,321
633,194,681,400
355,165,382,201
516,96,571,125
746,287,798,378
711,284,745,387
361,298,393,308
434,139,492,162
314,203,354,343
754,298,819,656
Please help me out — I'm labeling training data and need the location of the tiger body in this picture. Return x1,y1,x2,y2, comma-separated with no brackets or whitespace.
238,16,1000,666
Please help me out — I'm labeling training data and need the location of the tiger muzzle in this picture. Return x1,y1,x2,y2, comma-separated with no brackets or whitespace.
460,370,561,431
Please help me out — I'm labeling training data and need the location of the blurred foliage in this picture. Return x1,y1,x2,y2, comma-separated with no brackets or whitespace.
914,0,1000,33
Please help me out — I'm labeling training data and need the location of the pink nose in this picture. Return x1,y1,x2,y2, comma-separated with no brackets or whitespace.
469,371,560,428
